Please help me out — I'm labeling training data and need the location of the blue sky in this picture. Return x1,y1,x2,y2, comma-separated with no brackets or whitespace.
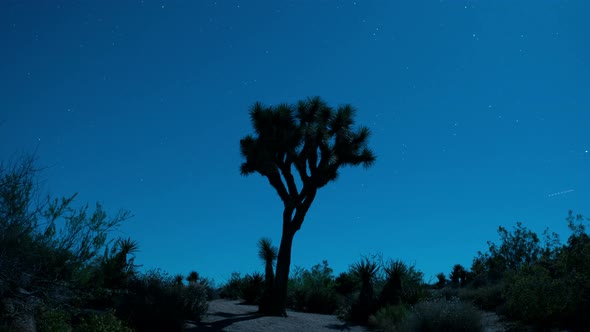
1,0,588,283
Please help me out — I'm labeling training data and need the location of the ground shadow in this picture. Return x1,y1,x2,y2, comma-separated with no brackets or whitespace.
324,322,367,331
185,311,262,331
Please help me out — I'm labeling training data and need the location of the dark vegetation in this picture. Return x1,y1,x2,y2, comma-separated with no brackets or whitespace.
0,155,211,331
3,97,588,331
218,211,590,331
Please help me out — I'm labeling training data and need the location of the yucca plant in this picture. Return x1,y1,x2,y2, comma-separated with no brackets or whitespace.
186,271,199,285
101,237,139,288
380,260,424,306
380,260,407,306
241,272,265,304
435,272,447,289
173,274,184,287
350,258,380,323
257,237,278,312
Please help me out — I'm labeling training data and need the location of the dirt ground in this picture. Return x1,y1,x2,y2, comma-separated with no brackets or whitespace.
185,299,510,332
184,299,367,332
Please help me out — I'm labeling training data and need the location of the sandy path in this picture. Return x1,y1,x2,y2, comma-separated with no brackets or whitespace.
185,299,368,332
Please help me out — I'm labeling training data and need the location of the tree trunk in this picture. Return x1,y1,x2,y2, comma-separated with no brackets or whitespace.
266,224,296,316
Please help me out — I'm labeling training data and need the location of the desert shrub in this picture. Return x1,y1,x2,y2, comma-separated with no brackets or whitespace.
37,306,72,332
498,212,590,330
470,222,543,284
438,286,458,301
287,261,340,314
115,269,208,332
458,284,503,311
348,257,380,324
74,310,132,332
334,271,357,296
183,284,209,322
449,264,468,287
368,304,409,332
379,260,425,307
219,272,244,300
0,155,131,330
240,272,264,304
503,265,567,328
399,298,482,332
201,277,219,300
434,272,447,289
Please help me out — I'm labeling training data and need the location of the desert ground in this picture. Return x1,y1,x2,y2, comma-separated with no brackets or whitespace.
185,299,508,332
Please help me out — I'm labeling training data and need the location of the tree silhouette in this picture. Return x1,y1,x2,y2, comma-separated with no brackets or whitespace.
187,271,200,285
240,96,376,315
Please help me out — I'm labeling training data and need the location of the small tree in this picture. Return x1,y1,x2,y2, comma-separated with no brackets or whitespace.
240,97,376,315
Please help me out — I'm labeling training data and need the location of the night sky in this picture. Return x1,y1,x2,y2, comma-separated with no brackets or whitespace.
1,1,589,283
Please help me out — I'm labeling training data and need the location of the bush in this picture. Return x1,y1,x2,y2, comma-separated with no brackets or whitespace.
379,260,425,307
219,272,244,300
115,269,208,331
399,298,482,332
458,284,503,311
75,310,132,332
183,284,210,322
0,155,131,331
368,304,409,332
287,261,340,314
240,272,264,304
498,212,590,330
37,306,71,332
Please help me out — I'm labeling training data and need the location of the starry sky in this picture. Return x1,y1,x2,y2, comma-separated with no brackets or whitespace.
1,1,589,284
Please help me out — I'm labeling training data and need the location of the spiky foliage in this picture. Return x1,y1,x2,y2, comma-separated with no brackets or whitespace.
435,272,447,289
258,237,278,276
350,258,380,323
241,272,265,304
240,97,376,315
380,260,424,306
173,274,184,287
258,237,278,312
240,97,376,192
101,237,140,288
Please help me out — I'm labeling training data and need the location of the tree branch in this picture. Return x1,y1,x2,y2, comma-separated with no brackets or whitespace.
266,169,290,206
278,162,299,200
292,188,317,231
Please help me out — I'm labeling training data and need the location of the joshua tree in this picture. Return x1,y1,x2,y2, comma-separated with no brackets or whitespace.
240,96,376,315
